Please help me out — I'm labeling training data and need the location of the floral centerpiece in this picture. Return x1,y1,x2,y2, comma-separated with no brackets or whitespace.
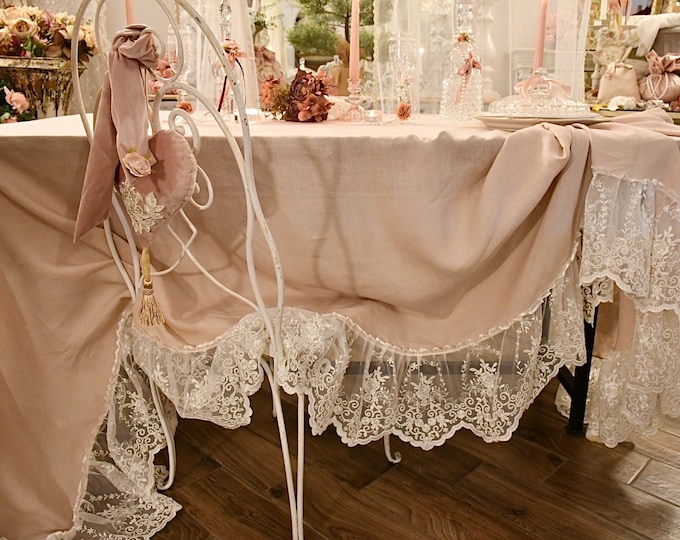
260,69,335,122
0,2,98,118
0,2,97,63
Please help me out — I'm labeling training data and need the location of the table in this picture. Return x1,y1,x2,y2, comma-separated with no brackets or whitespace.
1,110,679,539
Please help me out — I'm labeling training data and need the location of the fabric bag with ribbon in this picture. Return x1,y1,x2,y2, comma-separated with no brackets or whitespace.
596,45,641,103
74,25,198,326
639,50,680,102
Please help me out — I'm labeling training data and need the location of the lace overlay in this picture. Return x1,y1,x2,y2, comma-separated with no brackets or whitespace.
277,254,586,449
576,170,680,447
59,316,181,539
131,314,266,429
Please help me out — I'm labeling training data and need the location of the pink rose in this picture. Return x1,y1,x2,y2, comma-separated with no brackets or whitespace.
9,17,38,40
3,87,29,113
396,101,411,121
122,151,151,177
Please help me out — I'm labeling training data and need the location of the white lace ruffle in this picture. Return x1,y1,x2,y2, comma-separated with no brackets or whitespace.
131,313,266,429
63,247,588,538
60,316,181,539
275,254,586,448
578,169,680,447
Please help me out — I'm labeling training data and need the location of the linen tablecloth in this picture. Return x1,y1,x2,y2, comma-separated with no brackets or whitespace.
1,110,679,539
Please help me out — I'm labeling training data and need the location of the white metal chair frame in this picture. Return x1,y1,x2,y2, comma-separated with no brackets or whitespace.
71,2,305,538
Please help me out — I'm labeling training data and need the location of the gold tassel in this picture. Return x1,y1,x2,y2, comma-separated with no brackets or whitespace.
138,247,165,326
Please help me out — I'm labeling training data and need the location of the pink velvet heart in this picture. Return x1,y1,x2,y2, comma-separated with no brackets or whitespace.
116,129,198,248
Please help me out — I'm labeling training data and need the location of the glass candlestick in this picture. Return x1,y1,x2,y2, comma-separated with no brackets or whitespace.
344,79,363,122
440,1,482,121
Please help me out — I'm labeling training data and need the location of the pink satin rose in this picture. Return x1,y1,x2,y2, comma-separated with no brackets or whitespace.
3,87,30,113
122,151,151,177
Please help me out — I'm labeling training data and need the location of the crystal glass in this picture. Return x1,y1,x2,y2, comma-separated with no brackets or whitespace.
388,33,417,109
440,1,482,121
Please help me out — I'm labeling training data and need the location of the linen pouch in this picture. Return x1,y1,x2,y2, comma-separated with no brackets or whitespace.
598,61,642,102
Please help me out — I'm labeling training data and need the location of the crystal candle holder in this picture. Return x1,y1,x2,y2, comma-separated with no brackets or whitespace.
344,79,363,122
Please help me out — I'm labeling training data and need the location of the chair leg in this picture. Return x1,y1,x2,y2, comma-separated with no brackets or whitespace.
383,434,402,464
297,395,305,539
149,380,177,490
567,308,598,434
260,360,300,540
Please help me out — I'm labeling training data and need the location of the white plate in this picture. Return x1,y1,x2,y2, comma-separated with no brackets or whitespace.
475,113,609,131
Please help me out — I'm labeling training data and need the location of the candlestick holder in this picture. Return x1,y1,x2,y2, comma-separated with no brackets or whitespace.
343,79,363,122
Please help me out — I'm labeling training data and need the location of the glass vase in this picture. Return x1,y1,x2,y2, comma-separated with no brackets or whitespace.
440,1,482,121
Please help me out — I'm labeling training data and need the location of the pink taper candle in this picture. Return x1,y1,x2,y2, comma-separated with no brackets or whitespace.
348,0,360,82
625,0,632,24
125,0,135,25
533,0,548,71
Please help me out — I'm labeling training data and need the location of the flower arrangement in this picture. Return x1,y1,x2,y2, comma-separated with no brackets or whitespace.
0,3,98,64
0,81,31,123
260,69,336,122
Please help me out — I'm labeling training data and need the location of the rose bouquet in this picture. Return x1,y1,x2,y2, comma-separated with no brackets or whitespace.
260,69,335,122
0,3,98,64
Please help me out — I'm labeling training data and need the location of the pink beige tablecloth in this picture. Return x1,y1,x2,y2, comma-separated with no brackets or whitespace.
1,110,679,539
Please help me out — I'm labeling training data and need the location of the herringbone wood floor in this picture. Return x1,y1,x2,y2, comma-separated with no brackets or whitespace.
154,379,680,539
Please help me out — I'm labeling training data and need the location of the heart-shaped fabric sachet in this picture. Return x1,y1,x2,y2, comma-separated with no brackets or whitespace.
74,25,198,326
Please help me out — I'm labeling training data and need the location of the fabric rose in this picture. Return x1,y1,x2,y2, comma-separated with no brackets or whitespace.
1,6,27,22
260,74,281,107
397,101,411,121
122,151,151,177
3,87,29,113
9,17,37,40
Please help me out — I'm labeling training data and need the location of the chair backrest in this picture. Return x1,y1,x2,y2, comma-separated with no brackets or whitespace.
71,0,284,353
68,1,297,534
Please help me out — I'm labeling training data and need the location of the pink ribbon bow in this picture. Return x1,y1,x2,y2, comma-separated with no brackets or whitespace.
455,52,481,105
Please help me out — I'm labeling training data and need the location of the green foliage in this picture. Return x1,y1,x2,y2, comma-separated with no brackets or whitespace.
291,0,374,46
359,28,373,61
286,21,339,56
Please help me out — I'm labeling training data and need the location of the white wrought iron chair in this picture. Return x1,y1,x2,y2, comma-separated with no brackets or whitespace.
70,1,305,538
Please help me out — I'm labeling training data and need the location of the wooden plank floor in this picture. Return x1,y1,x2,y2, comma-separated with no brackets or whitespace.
154,379,680,539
